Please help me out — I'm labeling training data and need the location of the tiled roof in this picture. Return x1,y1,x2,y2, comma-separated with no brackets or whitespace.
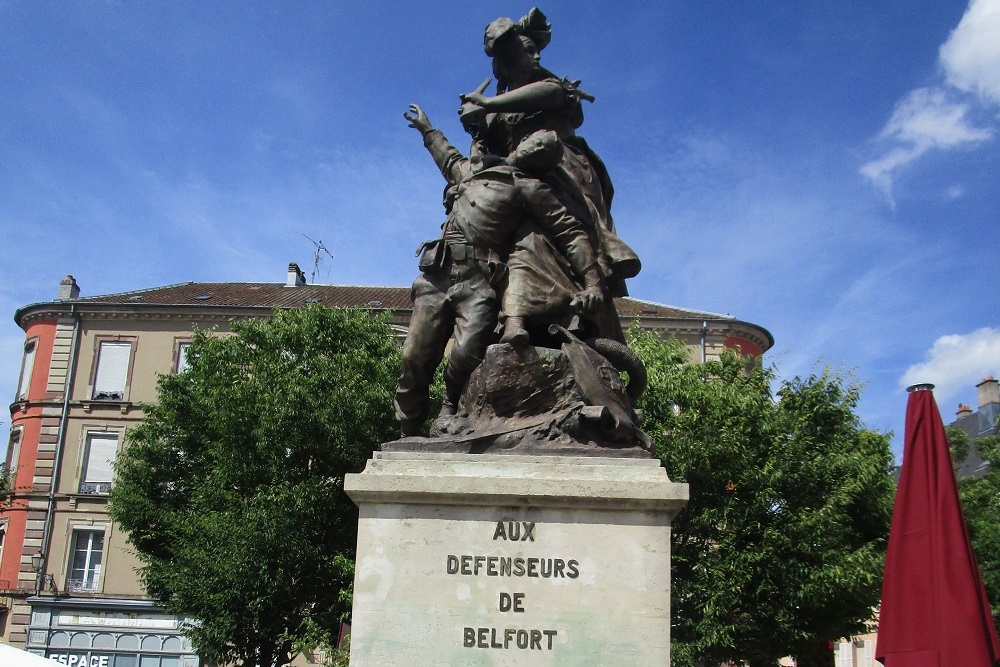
64,282,734,320
17,281,773,352
950,403,999,479
613,297,731,320
70,282,414,310
22,279,776,346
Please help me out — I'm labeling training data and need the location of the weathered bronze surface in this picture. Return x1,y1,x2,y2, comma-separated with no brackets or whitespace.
390,8,649,456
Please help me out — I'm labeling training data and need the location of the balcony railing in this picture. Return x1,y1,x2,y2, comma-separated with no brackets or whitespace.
78,482,112,495
66,578,99,593
92,391,124,401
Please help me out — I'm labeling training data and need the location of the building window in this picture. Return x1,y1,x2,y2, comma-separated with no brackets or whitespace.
79,432,118,495
4,429,21,500
0,520,7,580
853,639,873,667
17,339,37,401
92,341,133,400
6,427,22,473
67,529,104,592
833,641,850,666
175,341,192,373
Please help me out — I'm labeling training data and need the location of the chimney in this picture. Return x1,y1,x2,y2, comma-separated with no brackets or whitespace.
57,275,80,300
286,262,306,287
976,375,999,408
956,404,973,418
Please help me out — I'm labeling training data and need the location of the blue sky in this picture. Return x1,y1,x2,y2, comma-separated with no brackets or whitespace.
2,1,999,460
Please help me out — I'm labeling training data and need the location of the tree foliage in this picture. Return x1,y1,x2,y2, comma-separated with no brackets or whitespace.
0,462,12,499
949,426,1000,629
630,332,894,666
109,306,400,667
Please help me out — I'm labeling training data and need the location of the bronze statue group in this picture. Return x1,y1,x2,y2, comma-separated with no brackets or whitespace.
395,8,642,439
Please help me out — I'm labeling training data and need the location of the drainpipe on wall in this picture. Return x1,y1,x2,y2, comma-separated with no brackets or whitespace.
700,320,708,364
37,304,80,594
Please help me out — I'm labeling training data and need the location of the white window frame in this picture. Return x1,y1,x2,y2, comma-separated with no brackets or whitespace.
5,427,22,492
6,427,22,468
174,340,193,373
90,338,136,401
16,338,38,401
67,528,105,592
0,519,7,580
79,431,119,495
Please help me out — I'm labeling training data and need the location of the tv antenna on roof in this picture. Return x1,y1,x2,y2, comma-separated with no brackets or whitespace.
303,234,333,284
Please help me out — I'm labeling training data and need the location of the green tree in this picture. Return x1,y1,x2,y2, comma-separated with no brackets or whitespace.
109,305,400,667
0,462,12,504
630,332,894,667
948,426,1000,628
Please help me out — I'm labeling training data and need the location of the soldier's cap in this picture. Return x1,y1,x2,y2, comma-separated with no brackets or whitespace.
484,17,516,57
484,8,551,57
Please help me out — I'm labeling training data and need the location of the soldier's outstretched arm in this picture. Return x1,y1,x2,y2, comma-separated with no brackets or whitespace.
405,103,473,186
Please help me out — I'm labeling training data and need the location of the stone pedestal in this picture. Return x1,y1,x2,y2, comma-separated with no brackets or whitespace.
344,452,688,666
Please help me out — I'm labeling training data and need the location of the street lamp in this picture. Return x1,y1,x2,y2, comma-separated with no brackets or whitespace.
31,552,55,594
31,552,44,595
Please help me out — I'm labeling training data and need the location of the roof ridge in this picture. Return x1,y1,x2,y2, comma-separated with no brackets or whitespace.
73,281,199,301
621,296,733,319
71,282,412,302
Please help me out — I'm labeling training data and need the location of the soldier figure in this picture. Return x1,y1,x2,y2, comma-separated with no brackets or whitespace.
394,104,602,437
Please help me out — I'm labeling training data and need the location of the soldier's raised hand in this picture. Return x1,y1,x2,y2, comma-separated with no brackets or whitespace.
404,104,433,134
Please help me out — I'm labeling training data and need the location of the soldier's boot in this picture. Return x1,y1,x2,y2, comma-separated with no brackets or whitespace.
501,317,529,346
400,417,423,438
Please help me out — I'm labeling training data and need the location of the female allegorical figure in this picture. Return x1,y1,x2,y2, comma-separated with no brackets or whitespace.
458,7,640,345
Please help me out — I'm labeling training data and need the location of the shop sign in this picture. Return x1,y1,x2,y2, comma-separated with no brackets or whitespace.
47,654,111,667
57,612,177,629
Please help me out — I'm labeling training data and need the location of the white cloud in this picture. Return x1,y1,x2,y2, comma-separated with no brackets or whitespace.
899,328,1000,406
860,88,992,200
880,88,992,148
940,0,1000,106
861,0,1000,200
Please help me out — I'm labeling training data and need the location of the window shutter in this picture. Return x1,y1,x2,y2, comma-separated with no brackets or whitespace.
93,342,131,399
17,342,36,400
83,434,118,483
833,641,852,667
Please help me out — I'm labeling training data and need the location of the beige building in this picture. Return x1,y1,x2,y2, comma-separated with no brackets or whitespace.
1,264,772,665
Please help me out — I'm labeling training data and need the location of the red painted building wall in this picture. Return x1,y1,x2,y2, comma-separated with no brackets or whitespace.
2,318,58,591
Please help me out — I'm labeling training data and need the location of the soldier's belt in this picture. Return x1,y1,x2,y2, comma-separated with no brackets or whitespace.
448,242,492,263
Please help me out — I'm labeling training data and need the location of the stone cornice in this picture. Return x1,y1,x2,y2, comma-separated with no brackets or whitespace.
16,301,415,328
10,398,143,418
16,297,772,352
629,315,773,352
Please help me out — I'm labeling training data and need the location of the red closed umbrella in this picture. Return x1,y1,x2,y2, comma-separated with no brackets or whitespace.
876,384,1000,666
